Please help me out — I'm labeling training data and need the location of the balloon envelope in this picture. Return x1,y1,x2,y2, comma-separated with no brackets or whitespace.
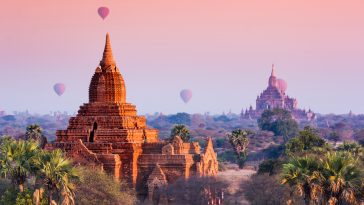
277,79,287,93
180,89,192,103
53,83,66,96
98,7,110,20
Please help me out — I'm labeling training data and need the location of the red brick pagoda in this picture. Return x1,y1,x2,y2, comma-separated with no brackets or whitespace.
46,33,218,199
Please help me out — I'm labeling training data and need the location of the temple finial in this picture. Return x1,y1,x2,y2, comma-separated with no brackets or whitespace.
100,33,116,68
271,64,275,76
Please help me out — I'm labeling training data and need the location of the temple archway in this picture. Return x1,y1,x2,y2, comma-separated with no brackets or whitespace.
89,122,98,142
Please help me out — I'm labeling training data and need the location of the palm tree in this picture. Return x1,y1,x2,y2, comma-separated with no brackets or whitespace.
281,156,323,205
25,124,43,141
321,152,363,205
34,149,79,205
170,124,191,142
25,124,47,148
337,141,364,158
0,139,39,192
227,129,251,169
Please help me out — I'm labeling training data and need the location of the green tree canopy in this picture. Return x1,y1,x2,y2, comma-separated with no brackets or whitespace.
285,126,327,155
34,149,79,205
167,113,191,125
75,168,136,205
25,124,42,141
170,124,191,142
281,156,323,205
258,108,299,141
337,141,364,158
320,152,363,205
227,129,251,169
281,152,364,205
0,139,39,193
25,124,47,148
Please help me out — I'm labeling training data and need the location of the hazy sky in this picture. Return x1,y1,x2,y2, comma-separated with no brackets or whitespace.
1,0,364,115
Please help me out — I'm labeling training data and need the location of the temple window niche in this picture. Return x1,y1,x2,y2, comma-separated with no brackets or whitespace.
89,122,98,142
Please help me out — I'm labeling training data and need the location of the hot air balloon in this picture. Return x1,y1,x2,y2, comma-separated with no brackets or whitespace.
53,83,66,96
98,7,110,20
277,79,287,93
180,89,192,103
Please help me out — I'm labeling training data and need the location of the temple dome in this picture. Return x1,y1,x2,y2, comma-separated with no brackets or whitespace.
89,33,126,103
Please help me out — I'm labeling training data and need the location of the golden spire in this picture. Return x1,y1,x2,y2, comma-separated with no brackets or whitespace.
100,33,116,68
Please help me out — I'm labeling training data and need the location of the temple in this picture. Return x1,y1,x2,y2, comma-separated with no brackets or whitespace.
46,33,218,199
242,65,315,121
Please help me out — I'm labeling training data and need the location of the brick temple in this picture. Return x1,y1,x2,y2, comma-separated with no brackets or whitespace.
46,33,218,199
242,65,315,121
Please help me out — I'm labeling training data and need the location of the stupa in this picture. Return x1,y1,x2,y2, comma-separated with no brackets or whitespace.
46,33,218,198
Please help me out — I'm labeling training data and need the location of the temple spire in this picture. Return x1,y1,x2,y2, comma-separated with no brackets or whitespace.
271,64,275,76
100,33,116,68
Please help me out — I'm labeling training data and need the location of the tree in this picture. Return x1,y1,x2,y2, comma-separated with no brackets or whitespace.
243,174,298,205
170,124,191,142
258,159,282,176
25,124,47,148
281,152,364,205
25,124,42,141
227,129,251,169
0,135,13,146
281,156,323,205
285,126,327,155
354,129,364,147
320,152,363,205
34,149,79,205
166,113,191,125
75,168,136,205
0,139,39,192
328,131,341,145
166,176,227,205
258,108,299,141
336,141,364,158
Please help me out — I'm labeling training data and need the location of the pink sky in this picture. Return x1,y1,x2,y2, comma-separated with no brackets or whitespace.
0,0,364,114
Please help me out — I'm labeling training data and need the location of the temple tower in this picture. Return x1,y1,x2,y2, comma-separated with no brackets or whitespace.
47,33,218,199
89,33,126,103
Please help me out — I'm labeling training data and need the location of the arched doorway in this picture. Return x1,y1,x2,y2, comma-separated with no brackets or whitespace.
152,185,160,205
89,122,97,142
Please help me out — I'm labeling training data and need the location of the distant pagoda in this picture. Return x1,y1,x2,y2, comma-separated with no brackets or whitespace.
46,33,218,200
242,65,315,121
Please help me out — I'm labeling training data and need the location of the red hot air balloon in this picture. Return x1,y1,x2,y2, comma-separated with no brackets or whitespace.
180,89,192,103
53,83,66,96
277,79,287,93
98,7,110,20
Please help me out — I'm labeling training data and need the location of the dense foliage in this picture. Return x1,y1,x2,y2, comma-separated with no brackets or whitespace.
75,168,136,205
247,126,364,205
258,108,299,141
166,112,191,125
0,138,78,205
0,135,136,205
166,176,227,205
285,126,328,155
